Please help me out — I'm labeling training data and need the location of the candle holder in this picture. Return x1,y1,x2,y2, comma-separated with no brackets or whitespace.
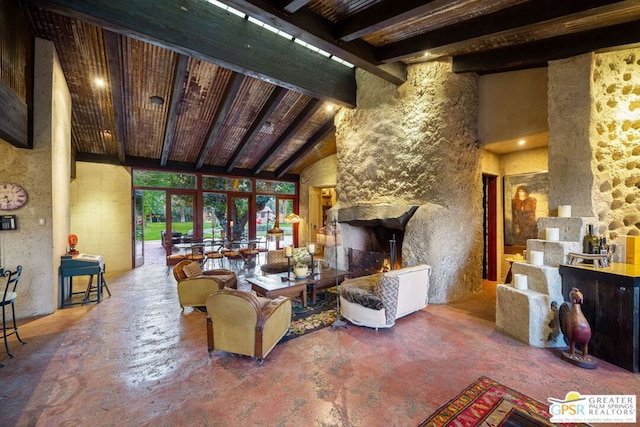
308,243,316,275
283,246,293,282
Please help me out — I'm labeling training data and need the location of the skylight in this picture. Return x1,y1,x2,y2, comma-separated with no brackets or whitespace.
205,0,354,68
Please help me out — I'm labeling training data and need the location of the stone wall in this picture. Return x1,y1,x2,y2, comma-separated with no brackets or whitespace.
549,48,640,237
591,49,640,237
334,60,482,303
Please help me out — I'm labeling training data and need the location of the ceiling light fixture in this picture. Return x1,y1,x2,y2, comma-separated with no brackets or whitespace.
518,139,526,146
94,77,106,88
149,95,165,105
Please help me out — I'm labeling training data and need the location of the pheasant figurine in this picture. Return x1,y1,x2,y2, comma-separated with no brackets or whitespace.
559,287,597,369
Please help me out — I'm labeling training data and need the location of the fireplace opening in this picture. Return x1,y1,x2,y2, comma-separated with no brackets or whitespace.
338,204,417,276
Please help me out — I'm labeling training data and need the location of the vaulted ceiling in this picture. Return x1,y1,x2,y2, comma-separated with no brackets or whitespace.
9,0,640,178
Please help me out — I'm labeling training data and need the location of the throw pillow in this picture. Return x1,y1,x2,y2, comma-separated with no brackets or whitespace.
183,261,203,278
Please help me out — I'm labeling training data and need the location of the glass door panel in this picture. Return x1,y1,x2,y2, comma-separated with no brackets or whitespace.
133,190,145,267
229,196,249,241
203,192,227,241
256,195,276,250
279,198,295,247
167,193,196,260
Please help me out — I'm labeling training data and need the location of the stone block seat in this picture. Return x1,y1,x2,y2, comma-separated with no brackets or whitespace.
338,264,431,329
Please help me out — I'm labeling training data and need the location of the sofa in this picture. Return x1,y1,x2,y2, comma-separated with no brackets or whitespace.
260,248,313,274
339,264,432,329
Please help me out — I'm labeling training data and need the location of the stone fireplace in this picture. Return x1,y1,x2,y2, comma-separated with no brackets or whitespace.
337,204,418,272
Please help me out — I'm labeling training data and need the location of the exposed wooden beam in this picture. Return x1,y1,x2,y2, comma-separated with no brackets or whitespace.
225,87,288,173
104,30,126,163
378,0,627,63
337,0,447,43
282,0,310,14
253,98,322,174
223,0,407,85
74,154,300,180
160,54,189,166
0,82,29,148
452,19,640,74
275,119,334,178
196,72,245,169
22,0,356,106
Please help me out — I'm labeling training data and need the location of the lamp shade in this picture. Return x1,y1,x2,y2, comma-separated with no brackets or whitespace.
267,218,284,241
284,213,301,224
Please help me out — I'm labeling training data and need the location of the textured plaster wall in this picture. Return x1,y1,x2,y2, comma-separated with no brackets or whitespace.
0,39,71,317
548,54,594,217
299,154,337,247
479,68,548,145
70,162,132,272
335,61,482,303
549,48,640,237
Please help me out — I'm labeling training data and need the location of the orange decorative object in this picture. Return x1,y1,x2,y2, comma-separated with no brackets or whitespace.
68,234,78,253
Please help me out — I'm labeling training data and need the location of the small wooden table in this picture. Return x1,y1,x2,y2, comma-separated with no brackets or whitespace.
247,275,308,306
305,269,352,304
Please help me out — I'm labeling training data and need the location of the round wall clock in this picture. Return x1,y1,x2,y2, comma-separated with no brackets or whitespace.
0,183,28,210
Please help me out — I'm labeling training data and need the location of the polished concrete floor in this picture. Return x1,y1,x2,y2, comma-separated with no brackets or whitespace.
1,259,639,426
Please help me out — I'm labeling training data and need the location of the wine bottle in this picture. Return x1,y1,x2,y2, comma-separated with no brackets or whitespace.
582,224,600,263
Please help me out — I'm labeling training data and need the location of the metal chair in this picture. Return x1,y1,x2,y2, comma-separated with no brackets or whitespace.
1,265,26,365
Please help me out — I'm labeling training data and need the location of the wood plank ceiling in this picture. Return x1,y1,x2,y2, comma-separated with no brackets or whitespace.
12,0,640,178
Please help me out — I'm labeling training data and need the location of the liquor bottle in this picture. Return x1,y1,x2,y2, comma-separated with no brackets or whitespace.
582,225,600,262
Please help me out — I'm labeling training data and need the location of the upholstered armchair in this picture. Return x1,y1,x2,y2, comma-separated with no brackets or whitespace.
174,260,238,309
339,264,432,329
206,289,292,365
173,260,237,289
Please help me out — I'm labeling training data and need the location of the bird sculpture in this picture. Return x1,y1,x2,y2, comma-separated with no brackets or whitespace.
559,287,597,368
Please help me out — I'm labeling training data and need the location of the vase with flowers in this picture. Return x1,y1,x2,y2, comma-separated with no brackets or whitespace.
292,248,309,278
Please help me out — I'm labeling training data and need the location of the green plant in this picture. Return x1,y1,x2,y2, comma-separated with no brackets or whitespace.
292,248,308,267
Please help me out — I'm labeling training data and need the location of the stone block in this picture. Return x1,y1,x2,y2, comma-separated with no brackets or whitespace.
537,217,596,242
527,239,582,267
510,263,563,300
495,285,565,348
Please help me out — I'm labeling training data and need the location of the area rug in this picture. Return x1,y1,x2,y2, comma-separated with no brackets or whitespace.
419,376,591,427
281,290,337,342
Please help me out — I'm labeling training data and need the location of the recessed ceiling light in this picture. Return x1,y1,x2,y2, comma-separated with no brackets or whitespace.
94,77,106,88
149,95,165,105
326,104,334,112
518,139,526,146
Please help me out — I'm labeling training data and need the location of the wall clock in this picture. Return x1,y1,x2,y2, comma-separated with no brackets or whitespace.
0,183,28,210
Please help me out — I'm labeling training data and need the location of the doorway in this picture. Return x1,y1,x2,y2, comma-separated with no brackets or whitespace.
483,174,498,281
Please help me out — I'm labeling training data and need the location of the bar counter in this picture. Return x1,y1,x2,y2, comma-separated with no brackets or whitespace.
559,263,639,373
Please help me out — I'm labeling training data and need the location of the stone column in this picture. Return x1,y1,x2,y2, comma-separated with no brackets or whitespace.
335,60,482,303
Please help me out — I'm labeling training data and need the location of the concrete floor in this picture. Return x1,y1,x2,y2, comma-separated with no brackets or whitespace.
1,261,638,426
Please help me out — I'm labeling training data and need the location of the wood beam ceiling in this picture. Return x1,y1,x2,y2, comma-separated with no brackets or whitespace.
224,0,407,85
225,87,288,173
378,0,625,63
22,0,357,107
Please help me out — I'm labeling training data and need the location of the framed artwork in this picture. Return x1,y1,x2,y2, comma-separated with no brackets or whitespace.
504,172,549,246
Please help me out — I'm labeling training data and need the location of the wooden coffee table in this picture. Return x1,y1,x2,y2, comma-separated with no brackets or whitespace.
247,275,308,306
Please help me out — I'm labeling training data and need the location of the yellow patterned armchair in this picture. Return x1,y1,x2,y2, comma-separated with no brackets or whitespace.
206,289,292,364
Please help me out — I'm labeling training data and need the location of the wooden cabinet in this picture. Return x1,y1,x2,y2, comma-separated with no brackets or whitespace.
559,264,640,373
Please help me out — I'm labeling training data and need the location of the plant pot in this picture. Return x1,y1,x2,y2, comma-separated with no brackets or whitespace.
293,265,309,278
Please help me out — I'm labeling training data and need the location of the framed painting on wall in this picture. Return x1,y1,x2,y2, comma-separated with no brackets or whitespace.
504,172,549,247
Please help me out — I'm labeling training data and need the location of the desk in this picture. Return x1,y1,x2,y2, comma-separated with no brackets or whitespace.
59,253,106,308
559,263,639,372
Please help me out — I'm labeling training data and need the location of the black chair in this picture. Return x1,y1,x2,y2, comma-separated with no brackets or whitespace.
1,265,26,365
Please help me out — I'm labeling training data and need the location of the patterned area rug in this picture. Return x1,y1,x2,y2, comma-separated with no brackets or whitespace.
419,376,591,427
281,290,337,342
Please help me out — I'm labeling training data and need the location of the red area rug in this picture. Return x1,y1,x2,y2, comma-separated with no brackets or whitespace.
419,376,591,427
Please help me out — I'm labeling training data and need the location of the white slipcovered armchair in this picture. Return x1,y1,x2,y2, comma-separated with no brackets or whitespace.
338,264,432,329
